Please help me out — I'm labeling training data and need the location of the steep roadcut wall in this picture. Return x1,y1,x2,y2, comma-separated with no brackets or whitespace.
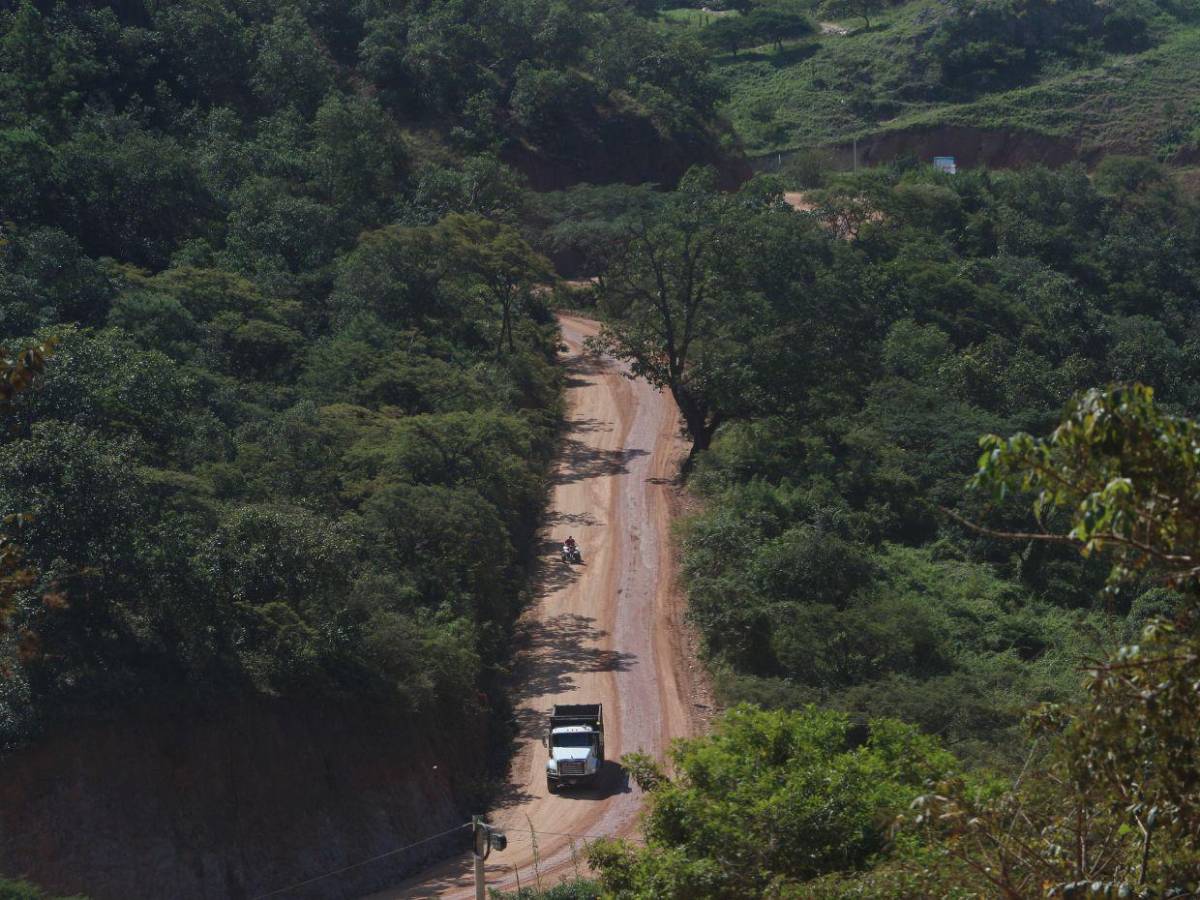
0,702,481,899
753,125,1085,173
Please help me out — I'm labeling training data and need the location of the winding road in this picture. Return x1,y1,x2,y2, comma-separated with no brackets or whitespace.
378,315,697,897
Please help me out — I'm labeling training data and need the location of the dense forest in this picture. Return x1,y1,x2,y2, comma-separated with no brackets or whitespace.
648,159,1200,764
4,0,1200,897
0,0,621,751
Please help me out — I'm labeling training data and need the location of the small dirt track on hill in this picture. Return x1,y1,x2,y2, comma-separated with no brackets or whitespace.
375,315,697,898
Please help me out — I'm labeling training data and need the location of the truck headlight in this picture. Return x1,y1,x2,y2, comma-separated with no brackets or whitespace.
546,760,557,773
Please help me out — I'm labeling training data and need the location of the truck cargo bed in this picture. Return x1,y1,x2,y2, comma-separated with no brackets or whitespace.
550,703,603,730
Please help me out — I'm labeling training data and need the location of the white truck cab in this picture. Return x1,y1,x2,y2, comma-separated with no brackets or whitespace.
544,703,604,793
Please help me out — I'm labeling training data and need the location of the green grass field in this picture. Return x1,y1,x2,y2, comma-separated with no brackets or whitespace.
662,2,1200,163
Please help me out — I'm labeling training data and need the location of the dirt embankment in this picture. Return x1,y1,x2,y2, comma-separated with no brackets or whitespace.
754,125,1085,173
503,102,751,191
0,701,483,899
839,125,1082,169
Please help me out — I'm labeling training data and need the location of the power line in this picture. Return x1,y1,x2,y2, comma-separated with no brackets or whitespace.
251,822,471,899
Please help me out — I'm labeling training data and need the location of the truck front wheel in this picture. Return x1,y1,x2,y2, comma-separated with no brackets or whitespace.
546,777,557,794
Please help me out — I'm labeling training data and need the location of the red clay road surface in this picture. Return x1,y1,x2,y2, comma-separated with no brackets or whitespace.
372,315,697,897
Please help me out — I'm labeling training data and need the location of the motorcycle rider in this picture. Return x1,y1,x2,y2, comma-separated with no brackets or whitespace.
565,535,577,555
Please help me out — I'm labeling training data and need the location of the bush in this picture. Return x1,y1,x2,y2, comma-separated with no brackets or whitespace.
588,707,957,897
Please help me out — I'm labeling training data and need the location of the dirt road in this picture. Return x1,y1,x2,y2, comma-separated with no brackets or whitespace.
377,315,696,898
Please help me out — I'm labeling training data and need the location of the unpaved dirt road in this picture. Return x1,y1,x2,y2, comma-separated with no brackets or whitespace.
375,315,696,898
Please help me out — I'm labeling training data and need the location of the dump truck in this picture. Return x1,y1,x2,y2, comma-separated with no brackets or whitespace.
544,703,604,793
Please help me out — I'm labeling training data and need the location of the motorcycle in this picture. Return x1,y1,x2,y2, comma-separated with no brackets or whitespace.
561,542,582,564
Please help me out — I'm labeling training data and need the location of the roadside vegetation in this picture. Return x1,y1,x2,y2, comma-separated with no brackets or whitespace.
585,157,1200,891
585,385,1200,896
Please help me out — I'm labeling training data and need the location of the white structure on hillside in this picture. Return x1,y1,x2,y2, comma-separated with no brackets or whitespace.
933,156,957,174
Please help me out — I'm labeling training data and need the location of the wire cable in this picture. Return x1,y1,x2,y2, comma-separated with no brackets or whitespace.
251,822,472,899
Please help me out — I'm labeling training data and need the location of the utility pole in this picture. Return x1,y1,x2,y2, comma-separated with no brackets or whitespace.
472,815,507,900
472,816,486,900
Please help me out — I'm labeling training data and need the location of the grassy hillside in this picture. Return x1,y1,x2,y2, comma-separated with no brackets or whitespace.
662,1,1200,163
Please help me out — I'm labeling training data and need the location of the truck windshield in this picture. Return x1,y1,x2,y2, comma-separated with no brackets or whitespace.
551,733,593,748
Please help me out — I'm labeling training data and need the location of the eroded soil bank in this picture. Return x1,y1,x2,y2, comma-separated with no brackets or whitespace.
753,125,1085,173
0,700,482,899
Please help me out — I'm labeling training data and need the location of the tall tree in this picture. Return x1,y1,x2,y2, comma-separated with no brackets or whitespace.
836,0,885,30
437,213,552,354
0,338,54,635
589,168,776,464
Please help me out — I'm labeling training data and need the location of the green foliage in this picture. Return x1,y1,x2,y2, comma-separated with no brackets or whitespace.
892,621,1200,896
0,0,580,752
0,878,85,900
49,117,212,268
491,882,600,900
973,384,1200,584
588,706,956,897
841,388,1200,896
250,6,336,117
705,0,1200,158
668,161,1200,771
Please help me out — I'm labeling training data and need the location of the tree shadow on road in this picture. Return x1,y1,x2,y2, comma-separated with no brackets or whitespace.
534,538,586,595
394,854,474,899
546,509,602,528
491,613,636,813
512,613,635,702
562,348,611,391
552,439,647,486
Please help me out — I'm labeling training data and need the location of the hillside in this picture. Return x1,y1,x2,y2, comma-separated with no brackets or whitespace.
0,1,739,895
661,0,1200,167
6,0,1200,897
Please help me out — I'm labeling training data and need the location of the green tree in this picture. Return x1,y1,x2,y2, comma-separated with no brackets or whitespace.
701,16,752,56
250,5,335,117
50,118,212,268
872,383,1200,895
154,0,252,105
588,706,956,898
311,93,407,213
748,8,814,50
436,213,553,354
589,168,774,462
834,0,885,29
0,128,50,222
968,383,1200,584
0,2,54,125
